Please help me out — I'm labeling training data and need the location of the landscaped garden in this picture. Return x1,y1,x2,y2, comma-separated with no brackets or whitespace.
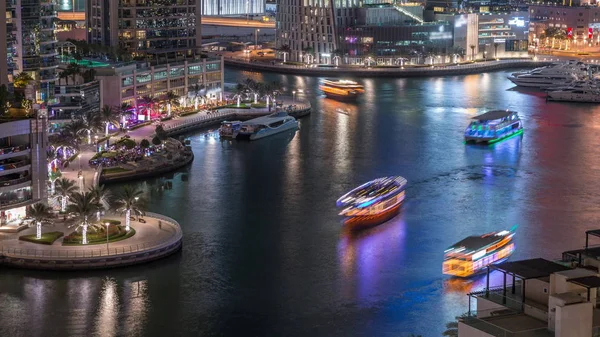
19,231,64,245
62,219,136,246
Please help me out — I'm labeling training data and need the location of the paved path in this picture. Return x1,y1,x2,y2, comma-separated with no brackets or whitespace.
0,212,181,258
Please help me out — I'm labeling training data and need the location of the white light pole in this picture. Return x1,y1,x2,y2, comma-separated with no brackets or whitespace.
105,222,110,253
246,0,249,23
255,29,260,51
292,90,296,104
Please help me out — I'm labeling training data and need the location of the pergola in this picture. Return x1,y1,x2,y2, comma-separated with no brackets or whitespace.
483,258,571,311
562,229,600,265
567,275,600,303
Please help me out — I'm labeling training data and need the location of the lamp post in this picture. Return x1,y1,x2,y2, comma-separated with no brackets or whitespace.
134,196,139,221
255,29,260,51
105,222,110,253
292,90,296,104
246,0,249,23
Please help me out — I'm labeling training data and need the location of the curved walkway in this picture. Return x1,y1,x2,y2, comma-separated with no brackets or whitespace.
224,57,553,78
0,212,183,270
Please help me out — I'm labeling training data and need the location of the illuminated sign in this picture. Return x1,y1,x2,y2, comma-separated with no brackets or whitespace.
589,28,593,39
430,32,453,40
508,17,525,27
567,27,573,39
494,38,506,43
455,16,467,28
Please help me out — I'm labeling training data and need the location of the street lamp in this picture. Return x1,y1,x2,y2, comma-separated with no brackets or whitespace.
134,196,139,221
105,222,110,253
246,0,249,23
255,29,260,51
292,90,296,104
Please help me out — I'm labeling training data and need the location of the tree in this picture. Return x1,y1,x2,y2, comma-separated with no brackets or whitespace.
66,191,102,244
81,67,96,83
65,62,82,84
164,91,180,116
232,83,247,107
96,105,120,136
279,44,291,62
155,125,168,141
469,44,476,61
27,203,53,240
140,139,150,148
62,119,90,148
152,136,162,146
118,103,134,128
13,72,34,88
55,178,78,212
140,95,158,120
88,184,112,211
111,185,145,231
0,84,11,116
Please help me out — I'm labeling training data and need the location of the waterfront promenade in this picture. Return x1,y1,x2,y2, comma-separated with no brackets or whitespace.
0,212,183,270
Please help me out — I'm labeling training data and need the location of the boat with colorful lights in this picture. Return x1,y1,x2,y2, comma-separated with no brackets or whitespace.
319,79,365,100
442,226,516,278
464,110,523,144
336,176,407,229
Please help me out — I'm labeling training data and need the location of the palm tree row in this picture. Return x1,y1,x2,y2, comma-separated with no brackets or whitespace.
233,78,282,109
34,180,145,244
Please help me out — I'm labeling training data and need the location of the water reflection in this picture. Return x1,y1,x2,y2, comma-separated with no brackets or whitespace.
337,215,407,305
94,277,119,337
122,279,149,336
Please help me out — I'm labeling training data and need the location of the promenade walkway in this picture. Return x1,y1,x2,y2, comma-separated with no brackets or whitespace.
0,212,183,269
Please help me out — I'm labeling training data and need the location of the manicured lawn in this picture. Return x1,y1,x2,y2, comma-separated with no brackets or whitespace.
102,167,131,174
216,104,252,109
62,225,136,246
101,151,118,158
250,103,267,108
115,138,136,149
19,231,64,245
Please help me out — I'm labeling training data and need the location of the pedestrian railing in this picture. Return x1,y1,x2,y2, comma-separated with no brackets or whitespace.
0,212,183,259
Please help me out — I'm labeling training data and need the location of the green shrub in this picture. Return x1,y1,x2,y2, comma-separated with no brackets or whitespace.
19,231,64,245
116,138,136,149
250,103,267,108
62,226,136,245
140,139,150,148
152,136,162,146
101,151,118,158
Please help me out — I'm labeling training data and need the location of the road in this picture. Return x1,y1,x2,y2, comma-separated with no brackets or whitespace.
202,17,275,28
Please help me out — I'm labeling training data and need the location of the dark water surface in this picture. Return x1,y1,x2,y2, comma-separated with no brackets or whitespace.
3,68,600,337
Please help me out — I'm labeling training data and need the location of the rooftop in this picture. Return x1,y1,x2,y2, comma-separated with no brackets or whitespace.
473,110,518,121
462,313,552,337
492,258,572,280
447,232,509,253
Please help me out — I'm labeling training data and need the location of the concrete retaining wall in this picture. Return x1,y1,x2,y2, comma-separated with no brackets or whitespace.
99,152,194,184
224,58,552,78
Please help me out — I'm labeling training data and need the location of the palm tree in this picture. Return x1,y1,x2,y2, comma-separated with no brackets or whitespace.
66,192,102,245
111,185,145,231
96,105,120,136
118,102,134,127
232,83,246,107
164,91,179,116
0,84,11,116
63,119,90,147
27,203,53,240
140,95,158,120
55,178,78,212
65,62,81,85
243,78,259,103
13,72,34,88
469,44,476,61
279,44,291,62
493,42,500,59
89,184,112,219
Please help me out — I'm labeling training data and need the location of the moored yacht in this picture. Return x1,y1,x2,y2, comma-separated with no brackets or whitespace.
337,176,407,229
507,61,587,89
319,79,365,100
442,226,516,278
219,121,242,138
236,112,298,140
547,88,600,103
464,110,523,144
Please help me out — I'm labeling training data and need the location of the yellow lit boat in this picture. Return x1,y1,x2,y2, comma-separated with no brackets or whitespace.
443,226,516,278
319,79,365,101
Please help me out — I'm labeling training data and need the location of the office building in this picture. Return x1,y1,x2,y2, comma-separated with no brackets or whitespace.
202,0,265,16
0,117,48,228
86,0,202,57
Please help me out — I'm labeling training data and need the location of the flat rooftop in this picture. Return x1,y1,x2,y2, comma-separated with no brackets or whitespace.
463,313,552,336
492,258,571,279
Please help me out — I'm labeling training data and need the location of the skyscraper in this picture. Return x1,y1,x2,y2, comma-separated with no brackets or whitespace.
86,0,202,56
202,0,265,16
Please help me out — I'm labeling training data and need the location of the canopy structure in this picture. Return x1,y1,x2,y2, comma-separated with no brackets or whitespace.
567,275,600,302
472,110,517,121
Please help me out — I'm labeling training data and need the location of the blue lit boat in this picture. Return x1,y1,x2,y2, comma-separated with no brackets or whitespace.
336,176,407,229
464,110,523,144
442,226,516,278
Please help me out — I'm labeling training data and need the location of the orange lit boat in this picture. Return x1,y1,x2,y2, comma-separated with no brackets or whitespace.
319,79,364,101
337,176,407,229
442,227,516,278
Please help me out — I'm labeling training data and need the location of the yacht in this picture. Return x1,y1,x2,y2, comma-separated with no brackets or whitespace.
464,110,523,144
319,79,365,100
219,121,242,138
443,227,516,278
507,61,588,89
236,112,298,140
547,88,600,103
336,176,407,229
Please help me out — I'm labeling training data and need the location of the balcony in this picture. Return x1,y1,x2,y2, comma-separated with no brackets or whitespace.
0,160,30,173
0,145,29,157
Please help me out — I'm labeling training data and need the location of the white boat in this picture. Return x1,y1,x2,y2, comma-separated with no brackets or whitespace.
236,112,298,140
507,61,588,89
464,110,523,144
219,121,242,138
547,88,600,103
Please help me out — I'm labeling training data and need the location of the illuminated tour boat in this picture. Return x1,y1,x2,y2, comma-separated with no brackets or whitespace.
336,176,407,229
442,227,516,278
464,110,523,144
236,111,298,140
219,121,242,138
319,79,365,100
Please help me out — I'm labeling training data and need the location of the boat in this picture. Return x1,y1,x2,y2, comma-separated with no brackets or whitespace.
464,110,523,144
507,61,588,89
236,111,298,140
319,79,365,100
219,121,242,138
547,88,600,103
336,176,407,229
442,227,516,278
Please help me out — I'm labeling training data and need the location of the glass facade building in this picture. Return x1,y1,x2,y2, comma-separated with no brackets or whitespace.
202,0,265,16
